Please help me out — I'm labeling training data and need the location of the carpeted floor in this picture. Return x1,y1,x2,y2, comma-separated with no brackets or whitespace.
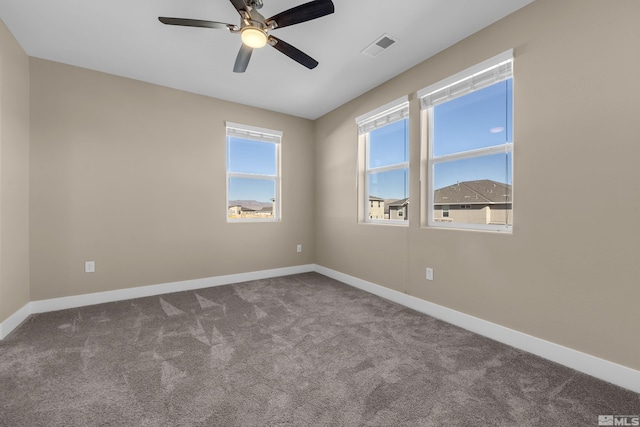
0,272,638,426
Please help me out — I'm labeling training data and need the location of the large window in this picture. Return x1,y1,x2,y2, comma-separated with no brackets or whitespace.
226,122,281,222
356,97,409,224
419,50,513,232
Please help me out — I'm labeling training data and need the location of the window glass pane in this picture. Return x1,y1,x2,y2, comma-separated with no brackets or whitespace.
227,137,276,175
228,177,275,219
369,168,408,200
433,153,512,226
433,79,512,157
434,152,512,190
368,119,408,168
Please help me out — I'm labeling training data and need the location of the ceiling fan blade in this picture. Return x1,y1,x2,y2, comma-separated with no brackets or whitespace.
266,0,334,29
229,0,248,14
158,17,231,30
268,36,318,69
233,44,253,73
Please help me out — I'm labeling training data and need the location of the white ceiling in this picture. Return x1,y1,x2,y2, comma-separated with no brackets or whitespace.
0,0,534,119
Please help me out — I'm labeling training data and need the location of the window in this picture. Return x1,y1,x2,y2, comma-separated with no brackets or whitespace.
356,97,410,224
419,50,513,232
226,122,281,222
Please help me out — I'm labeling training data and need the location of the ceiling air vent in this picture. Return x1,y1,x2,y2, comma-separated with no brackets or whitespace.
361,34,397,58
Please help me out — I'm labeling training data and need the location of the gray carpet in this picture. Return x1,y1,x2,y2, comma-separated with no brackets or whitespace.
0,272,638,426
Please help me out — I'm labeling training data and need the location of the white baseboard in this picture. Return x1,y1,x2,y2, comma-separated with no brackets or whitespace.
0,302,32,340
0,264,314,340
2,263,639,395
314,265,640,395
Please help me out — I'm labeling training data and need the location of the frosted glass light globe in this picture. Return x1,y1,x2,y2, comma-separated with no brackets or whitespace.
241,27,267,48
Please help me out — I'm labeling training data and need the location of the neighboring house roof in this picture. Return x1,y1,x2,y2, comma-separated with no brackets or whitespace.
388,198,409,208
231,206,256,212
434,180,512,205
369,196,385,202
228,205,268,212
384,198,407,215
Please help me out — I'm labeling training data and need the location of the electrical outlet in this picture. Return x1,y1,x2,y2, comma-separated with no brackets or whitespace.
297,244,302,253
85,261,95,273
426,267,434,281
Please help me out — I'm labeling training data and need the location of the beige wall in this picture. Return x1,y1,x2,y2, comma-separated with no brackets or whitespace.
315,0,640,371
29,58,314,301
0,19,30,323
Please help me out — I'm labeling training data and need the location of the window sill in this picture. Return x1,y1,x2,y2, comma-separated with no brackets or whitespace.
361,220,409,227
227,218,281,223
424,222,512,234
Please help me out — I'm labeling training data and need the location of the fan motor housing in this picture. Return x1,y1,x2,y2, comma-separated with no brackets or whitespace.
246,0,263,9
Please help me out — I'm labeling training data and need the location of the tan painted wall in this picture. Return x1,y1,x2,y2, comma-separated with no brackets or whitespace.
29,58,314,301
315,0,640,371
0,19,30,323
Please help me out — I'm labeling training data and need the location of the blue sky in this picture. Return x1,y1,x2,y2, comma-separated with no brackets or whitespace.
432,78,513,189
227,138,276,202
368,79,513,199
368,119,409,200
227,78,513,204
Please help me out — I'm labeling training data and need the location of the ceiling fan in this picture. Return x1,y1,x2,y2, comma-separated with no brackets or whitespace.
159,0,335,73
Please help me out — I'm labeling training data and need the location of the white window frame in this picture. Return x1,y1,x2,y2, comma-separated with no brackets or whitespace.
418,50,514,233
225,122,282,223
356,96,410,225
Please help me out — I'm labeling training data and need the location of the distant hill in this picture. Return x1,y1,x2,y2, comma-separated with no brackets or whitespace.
229,200,273,211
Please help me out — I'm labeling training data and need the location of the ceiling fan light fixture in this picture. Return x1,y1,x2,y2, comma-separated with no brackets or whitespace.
241,27,268,48
158,0,336,72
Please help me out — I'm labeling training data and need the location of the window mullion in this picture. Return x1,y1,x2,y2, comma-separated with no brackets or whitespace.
368,162,409,175
432,143,513,164
228,172,275,181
